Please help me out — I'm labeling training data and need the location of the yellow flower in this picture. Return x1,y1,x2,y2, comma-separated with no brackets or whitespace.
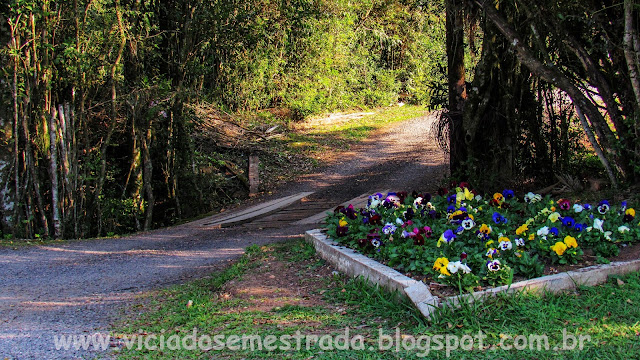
480,224,492,235
468,214,474,220
485,240,495,248
550,241,568,256
516,224,529,236
339,218,348,227
548,212,560,222
550,206,556,212
529,233,535,241
499,236,510,243
456,192,464,206
433,257,451,276
464,188,474,201
493,193,504,202
626,208,636,217
564,236,578,248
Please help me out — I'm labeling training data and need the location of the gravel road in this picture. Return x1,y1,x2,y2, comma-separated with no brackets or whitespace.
0,112,447,359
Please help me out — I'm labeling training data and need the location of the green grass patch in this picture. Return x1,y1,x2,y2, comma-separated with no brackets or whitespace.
112,239,640,359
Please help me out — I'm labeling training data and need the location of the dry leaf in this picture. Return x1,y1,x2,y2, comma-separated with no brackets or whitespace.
617,279,625,286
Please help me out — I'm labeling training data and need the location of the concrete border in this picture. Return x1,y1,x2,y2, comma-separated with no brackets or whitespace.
305,229,439,319
305,229,640,319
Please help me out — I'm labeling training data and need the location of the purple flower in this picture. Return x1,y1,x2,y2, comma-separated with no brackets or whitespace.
447,194,457,204
336,226,348,237
550,227,559,237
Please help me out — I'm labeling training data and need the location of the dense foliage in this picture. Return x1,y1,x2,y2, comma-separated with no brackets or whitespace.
447,0,640,189
0,0,447,239
325,184,640,292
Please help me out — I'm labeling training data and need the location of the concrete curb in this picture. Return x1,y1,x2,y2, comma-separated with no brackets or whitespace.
305,229,440,319
305,229,640,319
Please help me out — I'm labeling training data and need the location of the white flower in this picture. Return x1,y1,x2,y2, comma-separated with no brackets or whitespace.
475,195,483,201
537,226,550,236
368,199,380,209
573,204,584,213
462,218,476,230
515,238,525,247
413,197,423,208
499,240,513,251
447,261,472,274
604,231,612,241
593,218,604,232
396,218,404,226
618,225,630,233
524,192,542,203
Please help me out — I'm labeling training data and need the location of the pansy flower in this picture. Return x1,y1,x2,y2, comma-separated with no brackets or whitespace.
357,238,368,247
524,192,542,203
550,241,567,256
561,216,575,228
558,198,571,211
339,218,348,227
550,227,559,237
492,212,508,224
537,226,550,237
583,203,592,210
403,207,415,221
502,189,515,200
447,261,472,274
423,226,433,238
618,225,630,233
515,224,528,236
382,223,397,235
370,214,383,225
498,238,513,251
437,229,456,247
597,200,610,215
486,248,498,258
563,236,578,248
548,212,561,223
574,223,586,232
573,203,584,213
438,187,449,196
624,208,635,223
413,233,425,246
433,257,451,276
370,238,382,248
336,226,348,237
460,252,468,260
487,259,501,271
515,238,525,247
462,218,476,230
342,204,358,219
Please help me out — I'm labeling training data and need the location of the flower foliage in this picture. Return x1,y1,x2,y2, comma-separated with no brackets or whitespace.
325,184,640,293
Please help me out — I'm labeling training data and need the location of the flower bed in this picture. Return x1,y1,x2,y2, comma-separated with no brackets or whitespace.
324,183,640,295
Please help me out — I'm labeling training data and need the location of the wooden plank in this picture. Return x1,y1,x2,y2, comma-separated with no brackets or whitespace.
293,190,390,225
202,191,314,227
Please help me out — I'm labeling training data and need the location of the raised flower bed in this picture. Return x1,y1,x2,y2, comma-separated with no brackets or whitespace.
310,183,640,318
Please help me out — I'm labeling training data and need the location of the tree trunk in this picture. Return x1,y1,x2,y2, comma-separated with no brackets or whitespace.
142,127,154,231
446,0,467,174
49,107,61,238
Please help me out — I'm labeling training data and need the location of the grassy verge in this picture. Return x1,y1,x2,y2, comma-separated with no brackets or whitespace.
112,238,640,359
0,237,68,249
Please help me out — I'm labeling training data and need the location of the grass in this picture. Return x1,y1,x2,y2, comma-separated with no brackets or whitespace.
112,238,640,359
0,236,67,249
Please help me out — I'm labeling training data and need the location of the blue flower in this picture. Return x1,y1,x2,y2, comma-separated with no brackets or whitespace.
492,212,508,224
550,227,559,237
502,189,515,200
574,223,586,232
447,194,457,204
561,216,575,228
455,226,465,235
447,205,456,213
583,203,592,210
443,229,456,243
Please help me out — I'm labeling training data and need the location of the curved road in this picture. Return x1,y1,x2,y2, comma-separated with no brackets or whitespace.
0,112,447,359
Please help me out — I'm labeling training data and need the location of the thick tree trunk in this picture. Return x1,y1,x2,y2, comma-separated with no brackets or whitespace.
624,0,640,111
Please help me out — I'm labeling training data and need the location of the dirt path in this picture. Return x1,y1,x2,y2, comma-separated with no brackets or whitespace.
0,112,448,359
